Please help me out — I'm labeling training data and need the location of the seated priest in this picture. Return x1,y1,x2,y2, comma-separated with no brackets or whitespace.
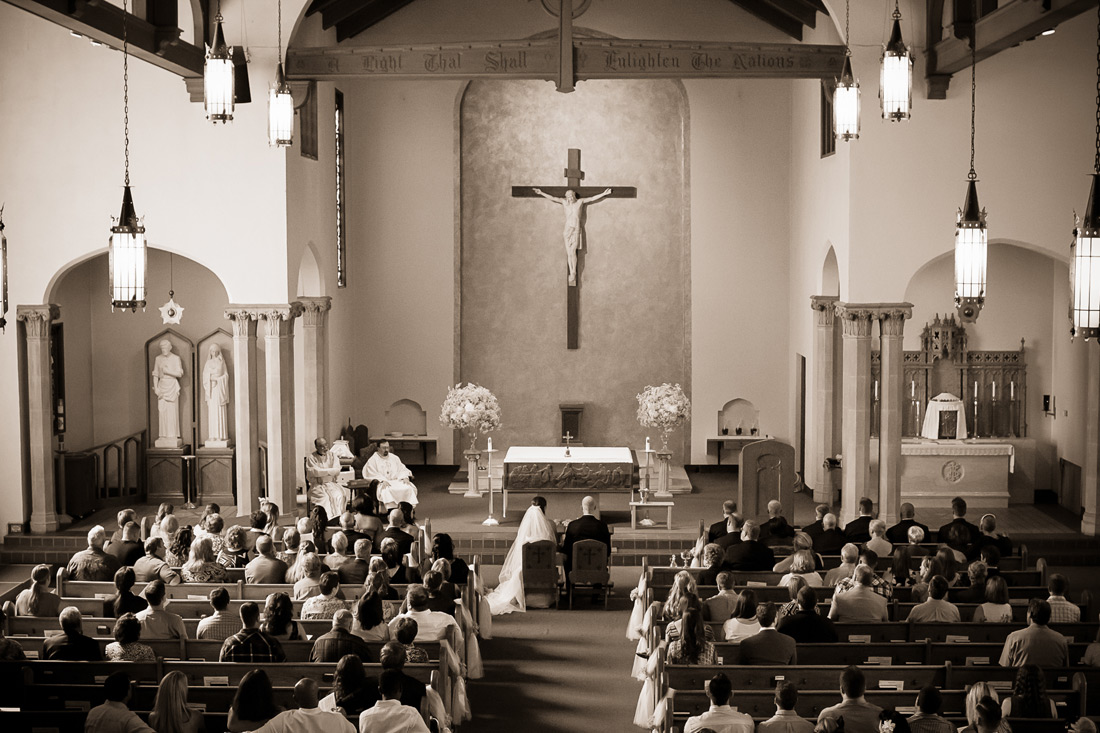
306,438,350,520
363,440,419,509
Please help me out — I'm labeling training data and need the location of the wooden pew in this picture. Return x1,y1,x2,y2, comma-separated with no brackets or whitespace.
928,642,1093,666
713,642,930,666
910,621,1098,644
666,664,948,693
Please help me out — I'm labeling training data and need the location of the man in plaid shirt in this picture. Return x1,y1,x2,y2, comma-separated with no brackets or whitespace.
309,609,374,663
1046,574,1081,623
196,587,238,641
832,549,893,599
219,601,286,662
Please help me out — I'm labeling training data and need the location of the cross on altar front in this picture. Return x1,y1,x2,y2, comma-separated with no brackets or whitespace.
512,148,637,349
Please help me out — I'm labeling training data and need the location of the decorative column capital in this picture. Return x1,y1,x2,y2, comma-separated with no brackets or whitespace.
224,306,261,338
17,304,60,339
873,303,914,337
834,303,876,338
810,295,839,327
258,302,304,338
299,296,332,327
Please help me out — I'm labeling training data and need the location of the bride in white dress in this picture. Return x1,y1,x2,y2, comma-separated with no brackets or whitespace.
486,500,558,615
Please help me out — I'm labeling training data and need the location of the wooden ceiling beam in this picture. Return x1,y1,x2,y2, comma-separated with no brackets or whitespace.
305,0,341,16
336,0,416,42
925,0,1095,98
4,0,204,78
725,0,803,40
320,0,372,29
758,0,817,29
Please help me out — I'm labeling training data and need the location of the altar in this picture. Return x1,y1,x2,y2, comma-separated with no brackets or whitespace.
502,446,637,492
871,438,1017,508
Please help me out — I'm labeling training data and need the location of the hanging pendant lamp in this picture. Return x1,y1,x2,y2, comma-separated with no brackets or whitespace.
109,0,147,313
269,0,294,147
205,1,235,123
880,0,913,121
954,5,986,324
1072,1,1100,340
834,0,860,141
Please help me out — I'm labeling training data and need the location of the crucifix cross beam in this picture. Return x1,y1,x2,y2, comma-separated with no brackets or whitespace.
513,148,637,349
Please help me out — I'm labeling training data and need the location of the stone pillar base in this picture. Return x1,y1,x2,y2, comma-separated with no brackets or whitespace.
463,450,482,497
655,451,673,498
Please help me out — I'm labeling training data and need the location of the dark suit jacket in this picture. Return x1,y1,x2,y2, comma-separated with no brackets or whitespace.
760,517,796,546
776,609,839,643
952,583,986,604
843,516,873,543
802,520,825,539
966,533,1013,562
561,515,612,573
707,519,730,544
739,628,798,664
715,532,742,552
42,632,102,661
723,540,775,571
886,518,929,545
813,528,846,556
937,518,980,548
342,528,371,550
105,540,144,567
379,527,415,556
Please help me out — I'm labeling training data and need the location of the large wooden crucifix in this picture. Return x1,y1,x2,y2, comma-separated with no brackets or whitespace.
512,148,637,349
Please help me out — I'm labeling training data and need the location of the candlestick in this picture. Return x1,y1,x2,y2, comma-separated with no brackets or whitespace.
911,380,915,399
874,380,878,400
646,436,650,452
1011,381,1015,399
992,383,996,399
488,437,492,451
974,381,978,396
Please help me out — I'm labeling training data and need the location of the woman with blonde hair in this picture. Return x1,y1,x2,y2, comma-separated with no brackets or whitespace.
778,550,823,587
961,682,1010,733
365,556,397,600
286,540,318,584
14,564,60,617
773,532,824,572
662,570,698,621
150,502,175,541
260,500,280,536
181,536,227,583
150,670,203,733
292,553,325,600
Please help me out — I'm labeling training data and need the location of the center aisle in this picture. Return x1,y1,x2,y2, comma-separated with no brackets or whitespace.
467,602,639,731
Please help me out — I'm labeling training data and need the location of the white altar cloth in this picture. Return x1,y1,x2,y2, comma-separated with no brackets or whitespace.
502,446,633,464
920,393,969,440
902,441,1015,473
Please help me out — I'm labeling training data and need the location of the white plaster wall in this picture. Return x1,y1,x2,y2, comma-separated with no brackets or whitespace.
688,78,794,463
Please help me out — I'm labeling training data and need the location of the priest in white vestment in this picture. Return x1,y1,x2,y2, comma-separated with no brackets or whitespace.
306,438,350,519
363,440,419,508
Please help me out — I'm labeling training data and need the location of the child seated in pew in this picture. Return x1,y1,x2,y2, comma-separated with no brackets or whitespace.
668,606,717,665
218,526,251,569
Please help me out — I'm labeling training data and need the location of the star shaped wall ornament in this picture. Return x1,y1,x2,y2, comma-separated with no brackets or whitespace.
159,294,184,324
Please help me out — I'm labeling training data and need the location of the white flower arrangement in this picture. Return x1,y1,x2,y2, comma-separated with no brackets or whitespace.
636,383,691,431
439,383,502,436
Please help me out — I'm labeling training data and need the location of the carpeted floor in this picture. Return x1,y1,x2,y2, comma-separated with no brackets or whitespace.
468,599,640,732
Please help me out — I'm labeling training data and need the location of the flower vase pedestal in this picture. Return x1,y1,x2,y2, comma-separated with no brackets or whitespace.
463,449,482,498
654,449,674,499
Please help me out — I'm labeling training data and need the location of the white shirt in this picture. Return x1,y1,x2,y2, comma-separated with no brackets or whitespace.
685,704,755,733
253,706,355,733
359,699,430,733
390,608,463,643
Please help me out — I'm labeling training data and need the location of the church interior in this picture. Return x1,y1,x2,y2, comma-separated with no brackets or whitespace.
3,0,1100,729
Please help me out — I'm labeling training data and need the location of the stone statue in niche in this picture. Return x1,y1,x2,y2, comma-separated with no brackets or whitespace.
151,339,184,448
202,343,230,447
532,187,612,285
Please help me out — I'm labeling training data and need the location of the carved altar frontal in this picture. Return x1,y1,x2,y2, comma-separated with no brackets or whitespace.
502,446,636,491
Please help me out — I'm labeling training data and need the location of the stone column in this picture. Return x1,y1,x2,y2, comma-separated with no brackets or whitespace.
1083,347,1100,535
875,305,913,526
836,304,876,525
18,305,61,533
225,307,260,517
259,303,304,513
299,297,332,452
809,296,839,505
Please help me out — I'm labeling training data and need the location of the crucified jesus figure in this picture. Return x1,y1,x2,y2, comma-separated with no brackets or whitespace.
532,187,612,285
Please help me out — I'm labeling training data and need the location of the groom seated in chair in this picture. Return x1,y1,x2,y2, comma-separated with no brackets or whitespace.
363,440,419,510
561,496,612,577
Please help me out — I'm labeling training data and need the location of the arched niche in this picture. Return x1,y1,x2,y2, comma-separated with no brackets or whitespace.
47,248,230,452
822,244,840,297
718,398,759,436
385,399,428,437
296,241,325,298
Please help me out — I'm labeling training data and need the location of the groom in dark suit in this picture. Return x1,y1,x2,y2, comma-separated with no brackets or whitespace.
561,495,612,575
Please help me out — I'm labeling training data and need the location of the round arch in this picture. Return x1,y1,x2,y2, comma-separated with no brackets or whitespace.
44,244,234,305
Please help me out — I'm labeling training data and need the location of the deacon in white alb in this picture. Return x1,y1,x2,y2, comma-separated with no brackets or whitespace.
363,440,419,509
305,438,350,519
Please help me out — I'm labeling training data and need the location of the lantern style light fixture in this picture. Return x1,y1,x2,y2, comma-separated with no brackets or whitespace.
269,0,294,147
880,0,912,121
204,0,235,123
0,205,7,333
1071,2,1100,340
109,0,147,313
834,0,860,142
954,8,986,324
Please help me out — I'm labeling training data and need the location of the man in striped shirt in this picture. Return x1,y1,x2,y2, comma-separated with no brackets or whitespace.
196,587,238,641
219,601,286,663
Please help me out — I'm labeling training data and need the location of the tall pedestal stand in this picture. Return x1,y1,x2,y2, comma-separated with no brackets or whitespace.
482,446,499,526
655,450,673,499
463,449,481,498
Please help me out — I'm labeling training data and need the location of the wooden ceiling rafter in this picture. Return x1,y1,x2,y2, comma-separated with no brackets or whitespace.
924,0,1096,99
726,0,804,39
336,0,415,42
